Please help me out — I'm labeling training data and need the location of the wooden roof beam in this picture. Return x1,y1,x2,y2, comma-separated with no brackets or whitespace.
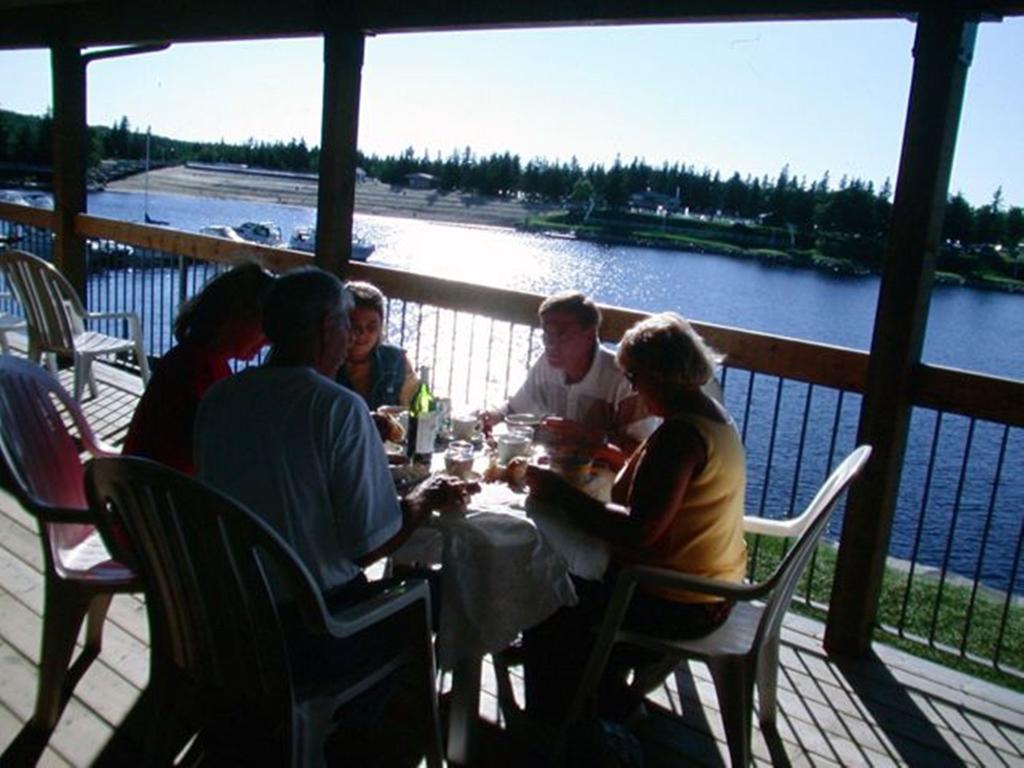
1,0,1022,49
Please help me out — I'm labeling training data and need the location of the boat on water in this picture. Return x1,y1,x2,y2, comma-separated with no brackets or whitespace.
199,224,247,243
88,238,135,259
288,226,375,261
235,221,283,247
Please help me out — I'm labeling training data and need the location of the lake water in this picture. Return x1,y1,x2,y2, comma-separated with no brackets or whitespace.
31,189,1024,593
91,188,1023,379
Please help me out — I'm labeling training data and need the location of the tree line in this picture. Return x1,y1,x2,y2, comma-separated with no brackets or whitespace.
1,109,1021,252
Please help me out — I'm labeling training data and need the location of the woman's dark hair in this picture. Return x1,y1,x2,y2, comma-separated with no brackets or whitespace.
174,262,275,344
345,280,386,318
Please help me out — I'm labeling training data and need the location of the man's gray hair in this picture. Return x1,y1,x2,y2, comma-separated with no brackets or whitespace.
262,267,352,346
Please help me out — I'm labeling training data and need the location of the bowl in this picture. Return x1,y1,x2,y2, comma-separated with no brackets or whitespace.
506,412,543,429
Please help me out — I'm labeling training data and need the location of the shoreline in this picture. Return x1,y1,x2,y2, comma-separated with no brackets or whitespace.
108,165,557,230
105,166,1023,295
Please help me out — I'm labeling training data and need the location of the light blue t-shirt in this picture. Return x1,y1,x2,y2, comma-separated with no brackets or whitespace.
195,366,402,595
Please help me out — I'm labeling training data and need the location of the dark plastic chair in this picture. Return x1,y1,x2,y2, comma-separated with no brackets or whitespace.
0,354,138,763
85,455,444,768
563,445,872,767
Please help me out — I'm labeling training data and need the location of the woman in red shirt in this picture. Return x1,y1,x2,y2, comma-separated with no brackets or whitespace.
123,263,274,474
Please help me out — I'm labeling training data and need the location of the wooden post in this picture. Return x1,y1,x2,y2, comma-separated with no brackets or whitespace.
50,43,88,303
825,9,977,656
315,25,364,275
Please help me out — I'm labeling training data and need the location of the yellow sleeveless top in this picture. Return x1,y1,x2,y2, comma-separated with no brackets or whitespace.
616,413,748,603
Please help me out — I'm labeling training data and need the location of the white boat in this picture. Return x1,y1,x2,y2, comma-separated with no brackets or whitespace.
288,226,375,261
235,221,283,247
199,224,246,243
87,238,135,259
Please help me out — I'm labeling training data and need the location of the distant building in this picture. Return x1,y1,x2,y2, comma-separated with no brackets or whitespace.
629,190,681,214
355,167,368,182
405,172,436,190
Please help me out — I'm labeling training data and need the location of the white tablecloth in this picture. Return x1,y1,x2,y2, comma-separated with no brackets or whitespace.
393,482,608,669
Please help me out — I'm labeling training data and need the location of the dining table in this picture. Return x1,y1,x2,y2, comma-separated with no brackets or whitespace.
391,444,613,764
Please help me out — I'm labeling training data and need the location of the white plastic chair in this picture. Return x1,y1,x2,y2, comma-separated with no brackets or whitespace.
565,445,872,767
0,249,150,399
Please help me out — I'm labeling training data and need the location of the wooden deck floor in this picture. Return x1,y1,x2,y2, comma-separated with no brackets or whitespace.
0,358,1022,766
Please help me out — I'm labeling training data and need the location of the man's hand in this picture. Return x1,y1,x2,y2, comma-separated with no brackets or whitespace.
403,474,481,521
478,408,504,433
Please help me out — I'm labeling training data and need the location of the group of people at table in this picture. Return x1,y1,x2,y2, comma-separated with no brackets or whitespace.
120,262,748,742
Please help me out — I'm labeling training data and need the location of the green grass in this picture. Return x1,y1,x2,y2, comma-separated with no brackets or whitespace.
747,534,1024,692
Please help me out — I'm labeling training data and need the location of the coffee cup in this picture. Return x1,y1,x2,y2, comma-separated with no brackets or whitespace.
451,414,482,441
496,433,532,464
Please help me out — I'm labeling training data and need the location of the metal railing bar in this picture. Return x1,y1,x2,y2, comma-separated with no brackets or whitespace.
929,417,977,651
738,370,756,446
788,382,814,521
993,484,1024,669
430,305,440,384
898,410,945,636
502,321,515,403
484,318,495,409
961,423,1011,657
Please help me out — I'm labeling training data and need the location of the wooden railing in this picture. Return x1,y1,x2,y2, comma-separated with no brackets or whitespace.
1,202,1022,679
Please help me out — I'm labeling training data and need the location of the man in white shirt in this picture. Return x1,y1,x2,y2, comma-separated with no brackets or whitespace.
485,291,659,455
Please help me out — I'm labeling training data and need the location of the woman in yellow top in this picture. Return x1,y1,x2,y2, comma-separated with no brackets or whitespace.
524,311,747,723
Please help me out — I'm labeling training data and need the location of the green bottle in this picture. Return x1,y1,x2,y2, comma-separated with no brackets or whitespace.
407,365,437,463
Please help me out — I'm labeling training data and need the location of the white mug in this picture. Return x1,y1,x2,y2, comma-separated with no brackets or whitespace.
451,414,482,441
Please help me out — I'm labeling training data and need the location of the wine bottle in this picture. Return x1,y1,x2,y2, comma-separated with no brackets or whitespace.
406,365,438,463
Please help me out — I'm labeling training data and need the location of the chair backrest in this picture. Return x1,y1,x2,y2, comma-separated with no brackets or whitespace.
0,354,109,563
753,445,872,650
0,249,83,354
85,456,333,721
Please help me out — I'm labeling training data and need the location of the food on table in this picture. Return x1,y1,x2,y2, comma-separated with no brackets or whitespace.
483,454,529,487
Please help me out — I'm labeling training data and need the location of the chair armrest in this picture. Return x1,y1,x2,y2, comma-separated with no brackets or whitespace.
303,578,432,640
619,564,769,602
743,514,811,538
85,310,143,332
85,310,139,322
28,502,101,525
89,440,120,458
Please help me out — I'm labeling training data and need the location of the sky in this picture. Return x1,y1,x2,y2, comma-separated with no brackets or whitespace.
0,17,1021,208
